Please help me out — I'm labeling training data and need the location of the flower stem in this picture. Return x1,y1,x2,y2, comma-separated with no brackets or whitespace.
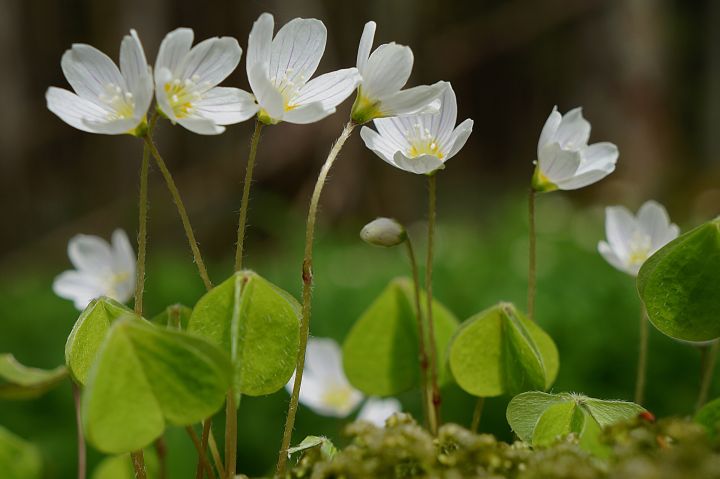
696,340,719,411
471,397,485,433
154,438,167,479
186,426,217,479
143,134,213,291
405,238,431,429
130,451,147,479
276,122,356,476
527,188,537,322
208,430,224,478
72,384,86,479
235,120,264,272
634,307,649,405
425,173,441,435
224,393,237,478
195,420,213,478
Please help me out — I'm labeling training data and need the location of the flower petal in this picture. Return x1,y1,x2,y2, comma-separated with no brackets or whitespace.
111,229,135,277
555,168,614,190
194,87,258,125
537,143,581,183
362,42,413,99
378,81,447,118
269,18,326,90
373,117,413,152
53,271,105,311
305,338,346,383
282,102,333,124
393,151,445,175
598,241,632,276
155,28,194,78
68,234,114,276
604,206,635,262
429,84,458,147
445,118,473,160
178,37,242,87
247,13,274,74
357,397,402,427
120,29,152,109
555,107,591,150
537,106,561,155
636,200,679,251
356,21,376,74
291,68,361,110
61,44,126,101
360,126,401,167
176,116,226,135
46,87,112,133
82,117,139,135
579,142,619,171
248,62,284,121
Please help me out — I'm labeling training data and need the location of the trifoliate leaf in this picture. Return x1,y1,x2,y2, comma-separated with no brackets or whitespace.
342,278,459,396
0,354,67,400
83,317,232,454
187,271,300,398
448,303,558,397
287,435,337,460
150,304,192,330
638,219,720,342
0,426,42,479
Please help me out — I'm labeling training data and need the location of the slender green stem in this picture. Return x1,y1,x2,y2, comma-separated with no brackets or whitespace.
143,134,213,291
208,430,225,478
195,419,213,479
425,173,440,435
276,122,356,476
696,340,719,411
134,143,151,315
235,120,264,271
130,451,147,479
405,238,431,428
186,426,217,479
471,397,485,433
634,307,649,405
224,393,237,478
154,438,168,479
528,188,537,322
72,384,86,479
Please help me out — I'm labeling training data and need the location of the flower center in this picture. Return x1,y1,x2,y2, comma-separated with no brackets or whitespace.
628,231,653,266
321,384,355,410
164,75,210,119
405,123,443,159
99,83,135,121
271,68,306,111
104,271,131,301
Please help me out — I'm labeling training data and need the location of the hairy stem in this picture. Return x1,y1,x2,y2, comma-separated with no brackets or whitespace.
186,426,216,479
195,420,212,479
697,340,719,411
276,122,356,476
235,120,264,271
471,397,485,433
426,173,440,435
405,238,430,428
72,384,86,479
133,142,151,315
634,307,649,405
528,188,537,322
130,451,147,479
225,393,237,478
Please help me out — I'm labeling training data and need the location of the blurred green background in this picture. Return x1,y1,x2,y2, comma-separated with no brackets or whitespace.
2,0,720,477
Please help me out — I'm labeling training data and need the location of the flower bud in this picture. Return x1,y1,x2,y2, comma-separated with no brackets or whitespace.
360,218,406,247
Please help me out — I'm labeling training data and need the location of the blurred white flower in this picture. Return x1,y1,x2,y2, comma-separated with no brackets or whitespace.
351,21,447,123
357,397,402,426
533,107,619,192
598,201,680,276
360,85,472,174
46,30,153,135
285,338,363,417
246,13,361,125
53,229,136,310
155,28,258,135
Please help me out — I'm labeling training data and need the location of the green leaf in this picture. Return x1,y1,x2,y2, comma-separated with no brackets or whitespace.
0,354,68,400
504,391,566,442
187,271,300,397
0,426,42,479
65,297,134,384
638,219,720,342
342,278,459,396
83,317,232,454
532,401,585,447
448,303,559,397
287,435,337,460
150,304,192,330
695,397,720,438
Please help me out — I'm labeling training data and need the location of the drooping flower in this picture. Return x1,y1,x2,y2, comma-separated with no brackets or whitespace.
53,229,136,310
246,13,361,125
285,338,363,417
350,21,448,124
360,217,407,247
533,107,619,192
46,30,153,135
598,200,680,276
155,28,258,135
357,397,402,426
360,84,472,174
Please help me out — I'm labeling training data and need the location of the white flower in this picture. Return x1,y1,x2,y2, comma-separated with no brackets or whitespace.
360,84,472,174
533,107,619,192
285,338,363,417
350,21,448,124
598,201,680,276
53,229,136,310
46,30,153,135
246,13,361,125
357,397,402,427
155,28,258,135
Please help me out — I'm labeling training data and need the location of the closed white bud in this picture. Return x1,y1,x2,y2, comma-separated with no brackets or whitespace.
360,218,406,247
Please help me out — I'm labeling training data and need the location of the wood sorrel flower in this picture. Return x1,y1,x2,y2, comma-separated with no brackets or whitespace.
357,397,402,426
350,21,448,124
53,229,136,310
285,338,363,417
154,28,258,135
46,30,153,135
598,200,680,276
532,106,619,192
360,84,472,174
246,13,361,125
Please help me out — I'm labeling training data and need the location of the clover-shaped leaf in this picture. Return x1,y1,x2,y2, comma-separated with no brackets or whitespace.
448,303,558,397
150,304,192,330
0,426,42,479
287,435,337,461
0,354,67,400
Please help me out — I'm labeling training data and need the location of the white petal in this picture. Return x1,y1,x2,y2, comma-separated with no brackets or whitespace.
248,62,284,121
155,28,194,78
556,168,614,190
178,37,241,87
555,107,591,150
291,68,361,110
579,142,619,172
82,117,139,135
111,229,135,277
247,13,274,75
429,84,458,147
537,143,581,183
356,21,376,74
176,117,226,135
637,200,679,250
360,126,401,167
392,151,445,175
154,67,176,121
604,206,635,262
373,117,413,152
444,118,473,160
46,87,112,133
357,397,402,426
537,106,561,155
598,241,633,276
269,18,326,90
282,102,333,124
61,44,125,101
194,87,258,125
362,43,413,99
120,29,152,105
53,271,105,310
305,338,346,383
377,81,447,118
68,234,115,275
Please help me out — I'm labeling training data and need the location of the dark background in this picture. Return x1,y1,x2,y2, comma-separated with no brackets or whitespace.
1,0,720,477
